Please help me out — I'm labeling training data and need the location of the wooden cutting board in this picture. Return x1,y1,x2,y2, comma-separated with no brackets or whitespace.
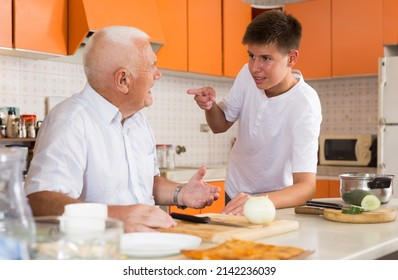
294,206,397,223
159,214,299,243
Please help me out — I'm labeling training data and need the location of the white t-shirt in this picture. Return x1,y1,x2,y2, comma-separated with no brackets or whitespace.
219,64,322,198
24,84,159,205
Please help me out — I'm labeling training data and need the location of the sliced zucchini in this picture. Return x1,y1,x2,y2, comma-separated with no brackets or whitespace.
361,194,381,211
341,205,364,214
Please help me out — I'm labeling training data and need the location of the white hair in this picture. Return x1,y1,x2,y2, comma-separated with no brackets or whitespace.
83,26,150,84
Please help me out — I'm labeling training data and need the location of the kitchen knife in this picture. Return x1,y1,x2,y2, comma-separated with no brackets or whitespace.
170,212,247,228
305,200,343,209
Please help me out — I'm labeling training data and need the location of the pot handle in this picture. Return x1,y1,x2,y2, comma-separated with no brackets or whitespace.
367,178,392,189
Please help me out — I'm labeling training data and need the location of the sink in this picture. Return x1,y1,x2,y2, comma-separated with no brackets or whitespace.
160,165,226,183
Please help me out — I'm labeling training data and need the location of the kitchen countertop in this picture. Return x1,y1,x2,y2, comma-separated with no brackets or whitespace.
160,165,227,183
160,165,378,182
261,198,398,259
165,198,398,260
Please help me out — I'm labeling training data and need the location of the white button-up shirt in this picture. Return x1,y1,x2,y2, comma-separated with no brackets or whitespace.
25,84,159,205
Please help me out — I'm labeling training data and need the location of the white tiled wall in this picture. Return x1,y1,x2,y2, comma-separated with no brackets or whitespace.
0,54,379,166
308,76,378,135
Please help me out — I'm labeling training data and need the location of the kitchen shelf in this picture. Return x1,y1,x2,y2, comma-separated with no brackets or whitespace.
0,138,36,150
0,138,36,143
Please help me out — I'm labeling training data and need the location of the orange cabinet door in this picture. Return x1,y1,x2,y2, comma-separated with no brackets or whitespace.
285,0,332,79
168,205,201,215
156,0,188,71
68,0,165,55
332,0,383,76
383,0,398,45
200,181,225,214
222,0,251,78
315,179,330,198
188,0,222,76
328,180,341,198
14,0,67,55
0,0,12,48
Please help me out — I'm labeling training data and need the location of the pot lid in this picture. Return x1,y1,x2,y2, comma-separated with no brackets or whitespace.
339,173,376,179
339,172,394,179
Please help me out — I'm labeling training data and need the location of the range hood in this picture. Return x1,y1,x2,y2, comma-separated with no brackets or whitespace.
68,0,165,58
242,0,309,7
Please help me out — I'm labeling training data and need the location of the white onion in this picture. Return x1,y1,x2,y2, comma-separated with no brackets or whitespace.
243,196,276,224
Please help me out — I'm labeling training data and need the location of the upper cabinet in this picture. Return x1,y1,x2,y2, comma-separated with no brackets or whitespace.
332,0,383,76
188,0,222,76
0,0,12,48
286,0,383,78
156,0,188,72
157,0,249,77
222,0,252,78
68,0,165,55
156,0,222,76
285,0,332,79
383,0,398,45
14,0,67,55
3,0,392,77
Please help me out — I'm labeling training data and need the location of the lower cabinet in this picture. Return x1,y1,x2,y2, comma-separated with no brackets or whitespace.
168,180,225,215
315,179,341,198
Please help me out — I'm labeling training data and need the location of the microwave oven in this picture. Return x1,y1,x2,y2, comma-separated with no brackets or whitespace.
319,134,377,166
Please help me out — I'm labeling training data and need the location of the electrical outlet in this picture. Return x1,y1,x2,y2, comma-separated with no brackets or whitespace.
200,123,209,132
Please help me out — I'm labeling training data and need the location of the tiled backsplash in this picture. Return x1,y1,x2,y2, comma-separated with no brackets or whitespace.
0,54,378,166
309,76,378,135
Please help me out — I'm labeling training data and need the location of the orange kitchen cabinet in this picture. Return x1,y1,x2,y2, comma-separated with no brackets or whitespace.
168,205,201,215
315,179,341,198
201,181,225,214
188,0,222,76
383,0,398,45
156,0,188,71
332,0,383,76
68,0,165,55
314,179,330,198
222,0,252,78
13,0,67,55
285,0,332,79
0,0,12,48
329,180,341,198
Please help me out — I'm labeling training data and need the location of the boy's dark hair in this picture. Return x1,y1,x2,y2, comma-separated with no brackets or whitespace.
242,10,302,54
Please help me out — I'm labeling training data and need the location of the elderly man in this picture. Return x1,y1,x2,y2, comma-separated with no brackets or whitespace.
25,26,220,232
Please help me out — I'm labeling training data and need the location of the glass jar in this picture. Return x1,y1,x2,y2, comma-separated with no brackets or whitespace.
0,147,35,259
156,144,168,169
156,144,175,169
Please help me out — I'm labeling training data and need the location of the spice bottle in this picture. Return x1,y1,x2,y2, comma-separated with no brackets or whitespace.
6,108,16,138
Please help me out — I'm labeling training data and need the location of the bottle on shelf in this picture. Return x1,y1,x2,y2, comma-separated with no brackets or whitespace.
5,107,17,138
0,147,36,259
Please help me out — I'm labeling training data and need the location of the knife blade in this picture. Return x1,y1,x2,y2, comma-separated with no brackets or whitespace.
305,200,343,209
170,212,247,228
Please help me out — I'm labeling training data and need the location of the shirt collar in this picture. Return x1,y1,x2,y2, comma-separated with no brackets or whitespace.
84,83,120,125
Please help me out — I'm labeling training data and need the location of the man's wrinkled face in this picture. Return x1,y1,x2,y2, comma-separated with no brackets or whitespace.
131,42,162,109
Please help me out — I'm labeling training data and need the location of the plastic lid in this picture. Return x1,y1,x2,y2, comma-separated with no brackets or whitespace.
156,144,169,147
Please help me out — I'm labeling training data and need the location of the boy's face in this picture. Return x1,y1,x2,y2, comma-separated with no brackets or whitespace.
247,43,297,96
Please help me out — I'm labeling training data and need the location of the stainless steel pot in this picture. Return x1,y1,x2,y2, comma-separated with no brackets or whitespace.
339,173,394,204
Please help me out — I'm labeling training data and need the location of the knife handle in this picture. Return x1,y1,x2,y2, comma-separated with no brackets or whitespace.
170,212,210,223
295,206,324,215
